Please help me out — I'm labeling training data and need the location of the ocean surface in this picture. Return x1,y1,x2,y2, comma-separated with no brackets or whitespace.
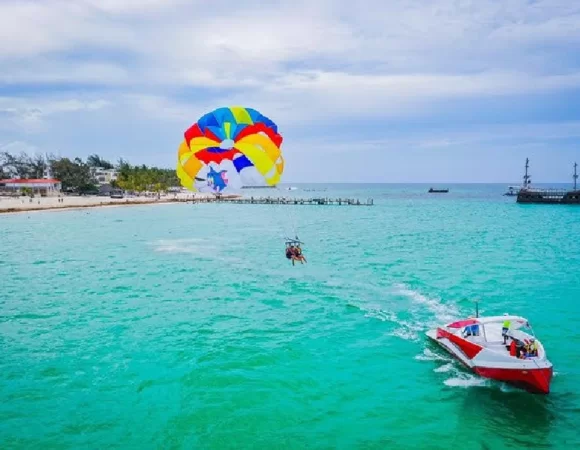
1,183,579,449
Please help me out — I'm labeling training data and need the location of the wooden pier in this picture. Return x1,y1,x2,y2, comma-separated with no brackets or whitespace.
191,195,374,206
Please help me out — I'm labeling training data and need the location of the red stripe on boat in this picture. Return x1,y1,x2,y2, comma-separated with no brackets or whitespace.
438,328,483,359
475,367,552,394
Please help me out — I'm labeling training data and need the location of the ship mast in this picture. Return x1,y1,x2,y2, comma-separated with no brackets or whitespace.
574,162,578,191
523,157,531,188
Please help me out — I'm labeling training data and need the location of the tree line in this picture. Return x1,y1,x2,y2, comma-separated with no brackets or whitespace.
0,151,179,194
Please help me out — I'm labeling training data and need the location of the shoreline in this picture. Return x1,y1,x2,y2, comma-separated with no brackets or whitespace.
0,194,241,215
0,199,179,215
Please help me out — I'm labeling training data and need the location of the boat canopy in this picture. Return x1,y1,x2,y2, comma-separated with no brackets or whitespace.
447,315,529,329
447,319,479,329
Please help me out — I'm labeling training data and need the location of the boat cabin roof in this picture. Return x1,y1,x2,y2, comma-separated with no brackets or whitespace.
447,315,529,329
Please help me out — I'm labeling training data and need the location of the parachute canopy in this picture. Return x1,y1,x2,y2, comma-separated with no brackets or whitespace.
176,106,284,193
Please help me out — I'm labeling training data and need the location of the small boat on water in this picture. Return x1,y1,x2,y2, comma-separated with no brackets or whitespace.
426,313,553,394
503,186,521,196
428,188,449,193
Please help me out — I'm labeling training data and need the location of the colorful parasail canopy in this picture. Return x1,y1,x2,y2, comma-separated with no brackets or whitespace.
176,106,284,193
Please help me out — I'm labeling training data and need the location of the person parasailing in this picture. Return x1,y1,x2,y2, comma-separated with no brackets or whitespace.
285,243,294,262
293,244,307,264
285,237,306,265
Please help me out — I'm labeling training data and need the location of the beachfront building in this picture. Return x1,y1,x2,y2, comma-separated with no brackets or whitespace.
43,165,53,179
91,167,119,185
0,178,62,196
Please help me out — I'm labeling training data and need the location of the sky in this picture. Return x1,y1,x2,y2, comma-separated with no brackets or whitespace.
1,0,580,183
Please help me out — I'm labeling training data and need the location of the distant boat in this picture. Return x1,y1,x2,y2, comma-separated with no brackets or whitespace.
503,186,521,196
428,188,449,193
516,159,580,205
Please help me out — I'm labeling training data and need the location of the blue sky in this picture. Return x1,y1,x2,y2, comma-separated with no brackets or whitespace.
0,0,579,183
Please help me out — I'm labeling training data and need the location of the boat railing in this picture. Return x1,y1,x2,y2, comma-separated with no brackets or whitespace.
521,187,571,194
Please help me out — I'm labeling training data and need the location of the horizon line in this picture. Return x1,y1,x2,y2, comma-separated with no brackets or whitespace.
275,181,575,185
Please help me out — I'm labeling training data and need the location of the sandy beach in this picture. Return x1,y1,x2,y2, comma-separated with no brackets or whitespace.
0,193,222,214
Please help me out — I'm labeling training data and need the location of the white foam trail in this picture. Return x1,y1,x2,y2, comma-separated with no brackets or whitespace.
364,308,398,323
414,348,450,362
444,375,488,388
388,318,427,341
151,238,212,255
354,284,461,344
499,383,520,393
390,328,419,341
394,284,460,324
434,363,454,373
354,301,422,342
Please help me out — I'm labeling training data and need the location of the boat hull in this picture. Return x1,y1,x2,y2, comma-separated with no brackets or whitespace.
517,189,580,204
426,330,553,394
474,366,552,394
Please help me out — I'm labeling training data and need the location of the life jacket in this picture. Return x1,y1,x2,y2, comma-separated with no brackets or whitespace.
509,340,516,356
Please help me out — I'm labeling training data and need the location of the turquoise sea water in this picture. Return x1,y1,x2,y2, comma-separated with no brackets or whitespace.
1,184,579,449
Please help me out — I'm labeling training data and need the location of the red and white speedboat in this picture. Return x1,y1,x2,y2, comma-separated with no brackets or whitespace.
426,315,553,394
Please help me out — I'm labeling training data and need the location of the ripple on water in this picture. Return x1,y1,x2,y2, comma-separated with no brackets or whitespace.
0,192,579,448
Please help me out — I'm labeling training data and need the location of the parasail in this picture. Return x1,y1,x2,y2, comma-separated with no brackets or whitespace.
176,106,284,193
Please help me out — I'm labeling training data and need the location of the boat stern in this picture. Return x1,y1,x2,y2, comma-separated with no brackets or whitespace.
529,366,553,394
475,364,553,394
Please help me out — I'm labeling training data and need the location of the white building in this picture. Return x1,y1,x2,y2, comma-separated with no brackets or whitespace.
0,178,62,196
43,165,53,179
91,167,119,185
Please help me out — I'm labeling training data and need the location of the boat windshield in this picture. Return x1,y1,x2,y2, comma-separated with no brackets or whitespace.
509,323,536,342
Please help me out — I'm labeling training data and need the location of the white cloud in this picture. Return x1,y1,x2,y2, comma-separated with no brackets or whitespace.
413,121,580,148
124,70,580,126
0,61,130,85
0,0,579,129
289,120,580,154
2,0,580,86
0,96,110,131
0,1,137,59
0,140,40,154
1,0,579,180
79,0,191,15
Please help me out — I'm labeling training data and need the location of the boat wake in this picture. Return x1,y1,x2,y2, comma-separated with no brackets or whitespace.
350,283,509,391
149,238,245,264
350,284,463,343
434,363,455,373
151,238,210,255
394,284,460,324
387,284,462,342
444,374,489,389
416,348,491,389
415,348,451,362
